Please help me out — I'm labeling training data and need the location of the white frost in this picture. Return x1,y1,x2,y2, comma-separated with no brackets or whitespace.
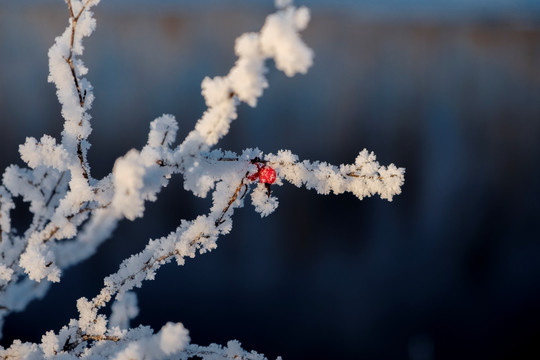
260,6,313,77
159,322,190,355
251,183,279,217
109,291,139,330
112,150,146,220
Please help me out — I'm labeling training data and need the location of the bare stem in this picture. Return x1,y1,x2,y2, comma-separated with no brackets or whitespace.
45,171,66,209
82,334,120,342
215,177,247,227
65,0,92,180
91,177,247,312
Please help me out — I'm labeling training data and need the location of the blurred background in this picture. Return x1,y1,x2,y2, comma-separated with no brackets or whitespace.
1,0,540,359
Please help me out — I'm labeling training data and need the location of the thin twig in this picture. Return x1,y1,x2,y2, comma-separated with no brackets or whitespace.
41,202,111,244
215,177,246,227
77,141,89,180
65,0,92,180
160,130,169,146
91,177,248,311
75,0,95,21
66,0,75,19
65,0,85,107
82,334,121,342
45,172,66,208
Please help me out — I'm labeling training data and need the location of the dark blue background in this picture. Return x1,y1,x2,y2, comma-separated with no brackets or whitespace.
1,1,540,359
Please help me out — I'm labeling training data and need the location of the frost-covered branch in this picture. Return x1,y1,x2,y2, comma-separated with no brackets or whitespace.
183,341,281,360
0,0,404,358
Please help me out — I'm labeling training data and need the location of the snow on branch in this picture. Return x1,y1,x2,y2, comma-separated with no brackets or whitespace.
0,0,404,358
177,0,313,159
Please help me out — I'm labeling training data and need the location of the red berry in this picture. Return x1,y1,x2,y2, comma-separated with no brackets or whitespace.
258,166,276,184
247,172,259,181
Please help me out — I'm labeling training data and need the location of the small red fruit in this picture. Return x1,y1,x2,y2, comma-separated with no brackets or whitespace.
247,161,276,184
258,166,276,184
